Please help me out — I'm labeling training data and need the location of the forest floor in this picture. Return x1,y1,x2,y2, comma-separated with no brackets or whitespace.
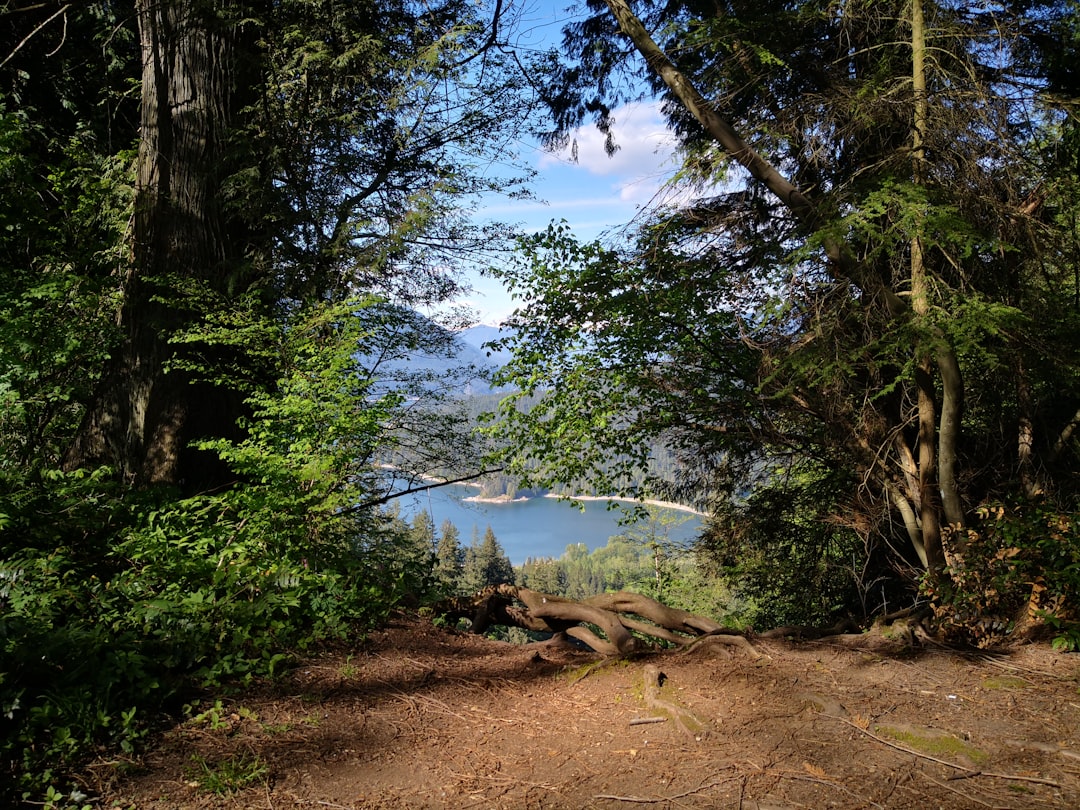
92,613,1080,809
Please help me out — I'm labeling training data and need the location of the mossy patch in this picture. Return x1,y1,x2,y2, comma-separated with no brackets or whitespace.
561,658,629,684
980,676,1030,690
874,723,988,765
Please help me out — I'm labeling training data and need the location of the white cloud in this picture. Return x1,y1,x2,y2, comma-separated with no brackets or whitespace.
462,105,693,323
539,102,679,180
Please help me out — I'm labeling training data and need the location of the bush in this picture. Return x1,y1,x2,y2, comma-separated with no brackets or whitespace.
0,465,418,804
927,500,1080,648
696,465,885,630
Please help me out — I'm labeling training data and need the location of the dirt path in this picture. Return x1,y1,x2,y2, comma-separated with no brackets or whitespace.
95,614,1080,809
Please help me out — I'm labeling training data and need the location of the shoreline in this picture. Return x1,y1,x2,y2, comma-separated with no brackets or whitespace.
461,490,705,516
380,466,705,516
541,492,705,517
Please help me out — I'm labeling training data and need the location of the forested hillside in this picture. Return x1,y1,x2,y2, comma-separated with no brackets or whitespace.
2,1,1079,806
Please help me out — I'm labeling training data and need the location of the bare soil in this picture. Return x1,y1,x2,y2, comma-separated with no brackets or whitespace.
93,614,1080,809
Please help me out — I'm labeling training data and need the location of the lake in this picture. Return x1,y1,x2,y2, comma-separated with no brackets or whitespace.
398,484,703,565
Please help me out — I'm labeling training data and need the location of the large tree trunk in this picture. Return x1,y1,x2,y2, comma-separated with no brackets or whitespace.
909,0,946,575
64,0,256,490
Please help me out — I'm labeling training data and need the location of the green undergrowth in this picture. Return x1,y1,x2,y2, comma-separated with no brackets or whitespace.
184,753,269,795
0,467,428,806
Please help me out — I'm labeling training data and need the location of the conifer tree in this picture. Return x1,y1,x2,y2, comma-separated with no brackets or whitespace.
462,525,514,592
434,519,465,594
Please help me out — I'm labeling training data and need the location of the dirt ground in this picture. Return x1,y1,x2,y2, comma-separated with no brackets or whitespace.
92,613,1080,809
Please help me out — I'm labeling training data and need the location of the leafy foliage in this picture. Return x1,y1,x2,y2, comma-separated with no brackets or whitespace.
928,502,1080,649
0,297,446,801
493,0,1080,640
487,221,759,508
0,109,130,469
697,463,888,629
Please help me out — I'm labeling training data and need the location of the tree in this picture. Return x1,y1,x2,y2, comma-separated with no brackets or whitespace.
519,556,568,595
462,525,514,593
2,0,540,491
0,0,545,798
491,1,1080,628
435,519,465,594
60,0,265,488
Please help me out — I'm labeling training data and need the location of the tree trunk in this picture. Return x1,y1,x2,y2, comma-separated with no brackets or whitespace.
600,0,969,578
909,0,946,575
64,0,255,490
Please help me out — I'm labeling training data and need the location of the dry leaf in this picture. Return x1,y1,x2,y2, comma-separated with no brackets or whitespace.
802,761,829,779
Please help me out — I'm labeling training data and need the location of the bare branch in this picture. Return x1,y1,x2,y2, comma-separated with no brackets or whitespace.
0,2,70,70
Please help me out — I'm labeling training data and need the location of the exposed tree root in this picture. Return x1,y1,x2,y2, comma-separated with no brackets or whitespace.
641,664,709,739
429,585,963,659
757,617,862,640
433,585,763,657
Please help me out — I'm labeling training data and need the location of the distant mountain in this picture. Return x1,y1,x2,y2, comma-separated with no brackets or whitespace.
355,309,515,397
457,324,515,367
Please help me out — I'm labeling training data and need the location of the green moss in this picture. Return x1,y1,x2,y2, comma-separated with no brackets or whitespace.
561,658,629,684
980,676,1029,690
874,724,988,764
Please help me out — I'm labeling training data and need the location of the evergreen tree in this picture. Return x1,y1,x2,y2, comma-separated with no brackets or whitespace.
434,519,465,594
462,525,514,592
520,557,567,595
410,512,437,553
492,0,1080,629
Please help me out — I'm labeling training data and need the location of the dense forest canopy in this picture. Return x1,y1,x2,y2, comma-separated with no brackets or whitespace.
489,0,1080,634
1,0,1078,804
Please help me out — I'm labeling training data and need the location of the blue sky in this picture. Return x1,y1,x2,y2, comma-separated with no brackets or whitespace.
451,2,683,325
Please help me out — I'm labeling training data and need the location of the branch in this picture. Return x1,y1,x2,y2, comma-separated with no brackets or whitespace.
341,466,505,515
599,0,904,317
446,0,504,69
0,2,70,70
1049,405,1080,463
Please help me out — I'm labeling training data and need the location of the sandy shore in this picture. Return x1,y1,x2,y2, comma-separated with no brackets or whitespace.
541,492,705,516
380,465,704,515
461,493,529,504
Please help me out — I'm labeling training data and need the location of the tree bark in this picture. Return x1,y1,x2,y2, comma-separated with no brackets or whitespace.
435,585,762,658
64,0,255,490
908,0,947,574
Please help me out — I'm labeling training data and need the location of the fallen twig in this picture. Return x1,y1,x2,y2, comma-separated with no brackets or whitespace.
629,716,667,726
596,775,733,803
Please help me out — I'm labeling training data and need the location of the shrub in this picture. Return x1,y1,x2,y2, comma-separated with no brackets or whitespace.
927,500,1080,648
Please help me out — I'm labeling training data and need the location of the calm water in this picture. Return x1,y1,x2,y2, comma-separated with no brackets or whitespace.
398,484,702,565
